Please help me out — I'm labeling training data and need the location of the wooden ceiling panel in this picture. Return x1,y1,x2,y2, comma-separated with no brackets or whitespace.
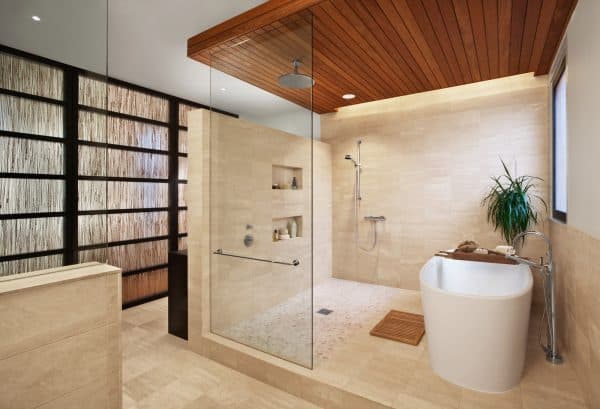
188,0,578,114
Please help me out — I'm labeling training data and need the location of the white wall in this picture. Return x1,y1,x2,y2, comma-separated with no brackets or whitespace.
564,0,600,239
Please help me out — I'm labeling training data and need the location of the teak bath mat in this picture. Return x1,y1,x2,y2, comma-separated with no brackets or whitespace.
370,310,425,346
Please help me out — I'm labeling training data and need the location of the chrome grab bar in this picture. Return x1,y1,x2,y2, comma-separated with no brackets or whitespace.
213,248,300,267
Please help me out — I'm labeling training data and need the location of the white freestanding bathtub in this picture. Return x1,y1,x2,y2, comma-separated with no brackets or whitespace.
420,256,533,393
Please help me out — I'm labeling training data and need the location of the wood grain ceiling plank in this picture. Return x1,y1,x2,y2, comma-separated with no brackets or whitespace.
498,0,512,77
535,0,576,74
313,9,394,98
374,0,440,89
508,0,527,75
467,0,491,79
313,40,382,101
452,0,483,81
406,0,461,86
483,0,500,78
420,0,466,84
315,2,401,98
519,0,543,72
436,0,474,83
187,0,324,57
528,0,557,72
328,0,415,94
392,0,450,88
352,0,431,91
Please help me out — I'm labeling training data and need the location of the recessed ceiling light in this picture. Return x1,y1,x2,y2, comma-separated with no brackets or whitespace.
342,93,356,100
31,15,41,22
219,87,227,92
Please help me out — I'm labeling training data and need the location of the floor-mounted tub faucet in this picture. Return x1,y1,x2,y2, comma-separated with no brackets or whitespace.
506,231,562,364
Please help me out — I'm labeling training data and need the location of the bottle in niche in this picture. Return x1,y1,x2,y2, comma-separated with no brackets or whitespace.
289,219,298,239
291,176,298,190
273,229,279,241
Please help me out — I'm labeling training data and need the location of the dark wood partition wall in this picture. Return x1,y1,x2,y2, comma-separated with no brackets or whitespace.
0,45,235,307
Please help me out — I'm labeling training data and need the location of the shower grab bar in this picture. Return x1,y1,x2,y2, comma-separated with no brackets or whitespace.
213,248,300,266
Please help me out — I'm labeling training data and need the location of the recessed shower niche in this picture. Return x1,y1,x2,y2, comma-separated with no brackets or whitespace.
272,164,302,190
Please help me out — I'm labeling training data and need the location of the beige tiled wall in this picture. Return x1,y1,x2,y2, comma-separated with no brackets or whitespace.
0,263,122,409
551,221,600,409
321,74,550,297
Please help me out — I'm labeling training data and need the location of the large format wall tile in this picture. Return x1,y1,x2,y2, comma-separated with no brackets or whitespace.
322,74,549,294
78,110,168,150
0,94,62,136
0,52,63,100
0,217,63,256
0,274,114,359
78,211,168,246
0,137,63,174
0,255,62,277
0,179,63,214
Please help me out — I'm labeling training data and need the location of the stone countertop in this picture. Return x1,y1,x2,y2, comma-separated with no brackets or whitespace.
0,262,121,295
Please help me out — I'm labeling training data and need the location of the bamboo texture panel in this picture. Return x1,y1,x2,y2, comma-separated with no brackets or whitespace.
0,52,63,100
78,145,168,178
0,254,63,277
0,95,62,136
0,179,63,214
78,110,168,150
0,138,63,174
79,76,169,122
78,181,168,210
122,268,168,304
178,184,186,207
80,239,168,272
78,211,168,246
178,103,196,127
178,157,188,180
178,236,187,251
178,210,187,234
0,217,63,256
178,130,187,153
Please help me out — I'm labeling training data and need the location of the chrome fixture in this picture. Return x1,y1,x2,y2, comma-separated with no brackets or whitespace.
213,249,299,267
345,141,385,252
506,231,562,364
364,216,386,222
278,59,314,89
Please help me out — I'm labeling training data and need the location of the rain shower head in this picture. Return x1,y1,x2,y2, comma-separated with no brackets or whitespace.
278,59,315,89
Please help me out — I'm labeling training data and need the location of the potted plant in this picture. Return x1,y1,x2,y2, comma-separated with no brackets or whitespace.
482,159,547,244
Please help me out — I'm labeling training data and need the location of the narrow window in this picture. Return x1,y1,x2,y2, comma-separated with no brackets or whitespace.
552,60,568,222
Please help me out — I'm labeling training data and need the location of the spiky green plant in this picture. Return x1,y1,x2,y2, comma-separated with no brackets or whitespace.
482,159,547,244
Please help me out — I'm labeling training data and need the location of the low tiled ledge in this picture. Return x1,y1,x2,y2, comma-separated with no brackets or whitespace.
0,262,122,409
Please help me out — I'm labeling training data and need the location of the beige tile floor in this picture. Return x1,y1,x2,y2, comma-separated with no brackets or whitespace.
123,280,589,409
122,297,319,409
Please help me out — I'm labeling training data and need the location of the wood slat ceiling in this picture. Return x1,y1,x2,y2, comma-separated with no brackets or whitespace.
188,0,577,114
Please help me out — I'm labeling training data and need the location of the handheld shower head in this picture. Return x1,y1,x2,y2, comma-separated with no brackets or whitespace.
344,154,358,167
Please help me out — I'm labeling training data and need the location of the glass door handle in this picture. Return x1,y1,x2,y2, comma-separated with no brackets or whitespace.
213,248,300,266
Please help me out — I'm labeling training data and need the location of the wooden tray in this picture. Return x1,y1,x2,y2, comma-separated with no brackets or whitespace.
435,250,518,265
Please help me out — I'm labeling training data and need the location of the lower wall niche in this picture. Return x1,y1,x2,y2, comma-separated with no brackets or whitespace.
272,216,303,241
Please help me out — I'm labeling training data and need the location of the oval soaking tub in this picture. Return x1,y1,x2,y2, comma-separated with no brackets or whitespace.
420,256,532,393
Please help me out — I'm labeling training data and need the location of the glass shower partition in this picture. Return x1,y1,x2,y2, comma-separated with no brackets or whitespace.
207,11,314,368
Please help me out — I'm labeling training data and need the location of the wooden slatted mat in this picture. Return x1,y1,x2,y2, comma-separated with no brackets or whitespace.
370,310,425,346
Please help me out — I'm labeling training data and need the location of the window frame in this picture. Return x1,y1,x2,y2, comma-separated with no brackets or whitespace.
551,58,568,223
